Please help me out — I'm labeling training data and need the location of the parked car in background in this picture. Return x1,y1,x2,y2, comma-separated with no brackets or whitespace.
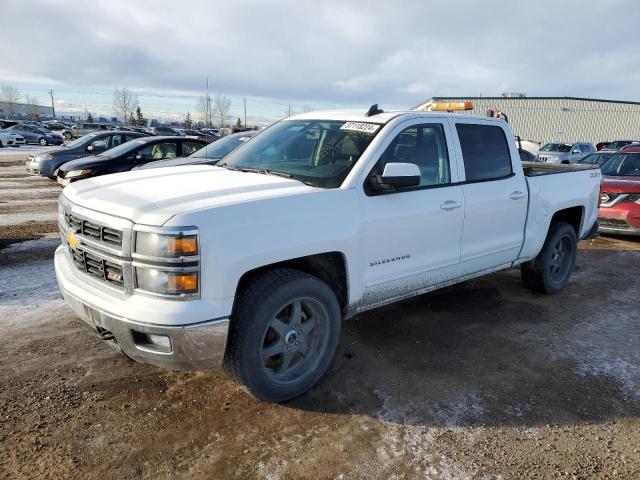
3,124,64,145
605,140,640,151
57,136,207,184
538,142,595,164
578,151,615,167
598,145,640,236
150,126,183,136
0,130,26,147
69,123,111,138
45,122,74,140
518,149,538,163
26,131,147,178
134,130,258,170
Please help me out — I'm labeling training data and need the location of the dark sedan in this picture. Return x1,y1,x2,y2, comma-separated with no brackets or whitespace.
577,151,615,167
4,124,64,146
57,136,207,185
26,131,147,178
134,130,257,170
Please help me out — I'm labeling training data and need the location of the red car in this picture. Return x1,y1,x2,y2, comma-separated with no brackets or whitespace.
598,145,640,235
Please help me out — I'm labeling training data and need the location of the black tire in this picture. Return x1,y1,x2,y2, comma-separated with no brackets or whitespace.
63,132,72,140
224,268,341,402
521,221,577,294
39,137,48,146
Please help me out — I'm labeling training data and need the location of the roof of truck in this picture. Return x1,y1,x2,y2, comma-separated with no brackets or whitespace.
286,109,492,125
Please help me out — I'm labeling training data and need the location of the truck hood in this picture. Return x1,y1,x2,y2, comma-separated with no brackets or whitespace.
62,165,316,225
601,176,640,193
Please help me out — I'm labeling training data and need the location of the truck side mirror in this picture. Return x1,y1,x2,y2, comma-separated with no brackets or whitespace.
371,162,421,191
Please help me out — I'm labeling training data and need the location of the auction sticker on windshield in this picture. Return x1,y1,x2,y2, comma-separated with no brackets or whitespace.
340,122,380,134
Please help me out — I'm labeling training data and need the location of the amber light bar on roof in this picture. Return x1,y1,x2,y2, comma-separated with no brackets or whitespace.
427,101,474,111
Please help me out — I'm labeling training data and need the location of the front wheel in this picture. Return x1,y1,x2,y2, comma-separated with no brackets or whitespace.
63,132,72,140
224,268,341,402
39,137,48,146
521,221,577,294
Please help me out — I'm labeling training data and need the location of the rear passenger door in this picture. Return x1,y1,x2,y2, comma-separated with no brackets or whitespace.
453,120,528,275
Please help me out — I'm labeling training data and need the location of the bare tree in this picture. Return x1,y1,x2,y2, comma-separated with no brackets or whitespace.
25,95,40,120
1,85,22,118
213,94,231,127
195,95,211,127
113,87,139,125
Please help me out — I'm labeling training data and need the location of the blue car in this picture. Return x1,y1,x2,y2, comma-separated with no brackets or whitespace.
4,124,64,146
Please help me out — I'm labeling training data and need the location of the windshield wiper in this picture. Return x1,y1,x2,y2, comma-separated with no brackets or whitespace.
218,164,317,186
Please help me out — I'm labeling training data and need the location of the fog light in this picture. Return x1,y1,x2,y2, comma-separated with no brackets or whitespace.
148,334,171,350
132,331,172,353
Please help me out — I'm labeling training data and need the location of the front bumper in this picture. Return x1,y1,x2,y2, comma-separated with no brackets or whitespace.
598,203,640,236
55,245,229,371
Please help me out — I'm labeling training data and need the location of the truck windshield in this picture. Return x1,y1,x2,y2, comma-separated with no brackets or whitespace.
600,153,640,177
217,120,380,188
540,143,572,153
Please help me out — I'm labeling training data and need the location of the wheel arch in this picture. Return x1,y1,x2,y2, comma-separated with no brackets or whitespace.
233,251,349,316
550,205,584,236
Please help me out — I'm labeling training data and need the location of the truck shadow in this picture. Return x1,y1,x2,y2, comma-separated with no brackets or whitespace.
290,249,640,428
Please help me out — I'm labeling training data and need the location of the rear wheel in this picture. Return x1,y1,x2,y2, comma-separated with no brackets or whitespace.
63,132,72,140
224,268,341,402
39,137,48,146
521,221,577,294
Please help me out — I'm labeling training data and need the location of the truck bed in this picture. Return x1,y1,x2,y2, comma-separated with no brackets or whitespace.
522,161,598,177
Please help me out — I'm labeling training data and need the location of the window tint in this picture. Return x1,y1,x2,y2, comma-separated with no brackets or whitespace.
89,138,109,150
137,142,177,161
456,124,512,182
580,144,590,153
374,123,450,188
182,141,203,156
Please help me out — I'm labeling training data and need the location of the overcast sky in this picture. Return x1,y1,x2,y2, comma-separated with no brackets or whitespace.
1,0,639,122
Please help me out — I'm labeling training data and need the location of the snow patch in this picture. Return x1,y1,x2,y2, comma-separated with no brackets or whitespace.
0,237,60,308
0,211,58,226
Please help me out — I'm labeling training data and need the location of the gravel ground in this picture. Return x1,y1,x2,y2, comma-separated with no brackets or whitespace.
1,152,639,479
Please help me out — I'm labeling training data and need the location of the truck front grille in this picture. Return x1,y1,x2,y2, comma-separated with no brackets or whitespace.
65,212,123,247
69,246,124,287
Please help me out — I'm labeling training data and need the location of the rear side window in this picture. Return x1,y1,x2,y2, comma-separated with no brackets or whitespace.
456,124,513,182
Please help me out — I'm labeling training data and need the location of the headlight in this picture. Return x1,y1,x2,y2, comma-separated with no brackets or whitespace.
36,153,54,161
65,169,91,179
135,231,198,257
136,268,199,295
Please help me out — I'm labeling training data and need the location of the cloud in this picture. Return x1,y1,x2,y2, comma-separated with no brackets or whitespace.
1,0,639,109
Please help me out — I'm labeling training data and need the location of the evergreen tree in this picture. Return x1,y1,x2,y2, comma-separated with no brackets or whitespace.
86,112,94,122
185,112,193,129
136,106,145,126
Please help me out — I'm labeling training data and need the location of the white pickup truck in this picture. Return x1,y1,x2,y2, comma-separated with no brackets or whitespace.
55,108,601,402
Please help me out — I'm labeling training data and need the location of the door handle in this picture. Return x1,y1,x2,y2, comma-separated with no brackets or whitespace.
509,191,525,200
440,200,462,211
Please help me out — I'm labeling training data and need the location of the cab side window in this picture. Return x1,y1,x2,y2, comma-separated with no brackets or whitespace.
373,123,450,189
456,124,512,182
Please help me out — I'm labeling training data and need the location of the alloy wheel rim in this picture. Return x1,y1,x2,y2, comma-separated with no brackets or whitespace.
260,297,329,385
549,236,572,282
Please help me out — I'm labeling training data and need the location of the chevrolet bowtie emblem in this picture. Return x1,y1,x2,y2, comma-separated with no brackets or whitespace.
66,231,79,248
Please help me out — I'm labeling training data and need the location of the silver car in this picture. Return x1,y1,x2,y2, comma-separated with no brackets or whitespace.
538,142,595,164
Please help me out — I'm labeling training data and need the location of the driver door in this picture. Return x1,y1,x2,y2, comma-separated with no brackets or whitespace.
359,120,465,305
